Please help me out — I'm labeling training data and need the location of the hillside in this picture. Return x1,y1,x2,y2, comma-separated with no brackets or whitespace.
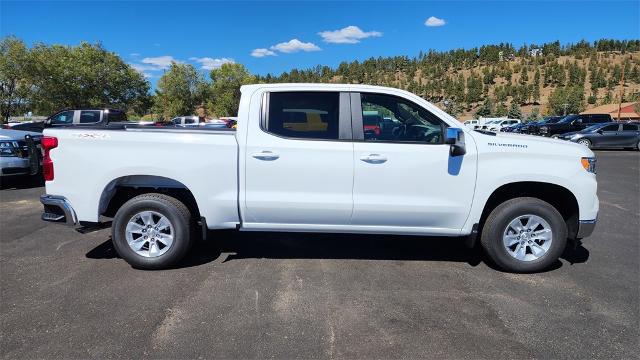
256,40,640,120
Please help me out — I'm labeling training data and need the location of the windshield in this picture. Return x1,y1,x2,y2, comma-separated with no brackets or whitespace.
559,115,579,123
581,124,606,132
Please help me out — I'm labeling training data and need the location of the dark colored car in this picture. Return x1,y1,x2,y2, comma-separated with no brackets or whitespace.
8,109,128,133
538,114,612,137
559,122,640,150
500,122,527,133
520,116,563,134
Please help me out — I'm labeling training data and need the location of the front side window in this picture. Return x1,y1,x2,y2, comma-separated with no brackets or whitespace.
360,93,445,143
79,110,101,123
266,92,339,140
50,111,74,125
184,117,196,124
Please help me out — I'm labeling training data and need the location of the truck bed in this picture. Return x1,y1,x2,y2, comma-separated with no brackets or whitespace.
43,127,240,227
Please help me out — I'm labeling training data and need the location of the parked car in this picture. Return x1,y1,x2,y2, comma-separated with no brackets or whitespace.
9,109,129,133
559,122,640,150
0,129,42,177
482,119,521,132
538,114,612,138
463,119,480,129
520,117,560,134
40,84,598,273
500,122,527,133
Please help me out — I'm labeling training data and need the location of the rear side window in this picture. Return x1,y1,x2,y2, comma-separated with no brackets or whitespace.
600,124,619,132
266,92,339,140
184,117,196,124
591,115,611,123
107,110,126,122
79,110,101,123
622,124,638,131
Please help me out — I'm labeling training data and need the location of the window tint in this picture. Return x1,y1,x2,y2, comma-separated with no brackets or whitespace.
184,118,196,124
107,110,126,122
600,124,619,132
50,111,74,125
266,92,339,140
591,115,611,123
622,124,638,131
79,110,101,123
360,93,445,143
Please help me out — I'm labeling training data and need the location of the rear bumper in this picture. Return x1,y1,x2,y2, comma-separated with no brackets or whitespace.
40,195,77,226
576,219,597,239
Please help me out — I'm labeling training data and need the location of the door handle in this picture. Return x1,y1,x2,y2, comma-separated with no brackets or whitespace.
360,154,387,164
252,151,279,161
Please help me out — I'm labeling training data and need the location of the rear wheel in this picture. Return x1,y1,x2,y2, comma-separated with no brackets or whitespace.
112,193,192,269
577,138,592,148
480,197,567,273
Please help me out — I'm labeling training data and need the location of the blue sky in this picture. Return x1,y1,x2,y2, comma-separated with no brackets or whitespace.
2,1,639,87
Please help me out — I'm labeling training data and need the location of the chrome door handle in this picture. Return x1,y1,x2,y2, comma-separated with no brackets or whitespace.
252,151,279,161
360,154,387,164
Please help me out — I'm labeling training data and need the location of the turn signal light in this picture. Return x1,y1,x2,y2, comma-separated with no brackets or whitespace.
581,157,596,174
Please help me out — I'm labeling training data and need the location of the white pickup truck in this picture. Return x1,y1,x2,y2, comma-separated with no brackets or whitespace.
39,84,598,272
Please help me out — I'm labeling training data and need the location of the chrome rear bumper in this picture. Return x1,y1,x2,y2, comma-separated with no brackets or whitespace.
576,219,597,239
40,195,77,226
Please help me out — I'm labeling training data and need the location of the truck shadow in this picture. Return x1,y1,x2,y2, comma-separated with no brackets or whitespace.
86,230,590,272
0,174,44,190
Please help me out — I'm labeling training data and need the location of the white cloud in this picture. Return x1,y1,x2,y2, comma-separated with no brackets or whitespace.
251,48,277,58
318,26,382,44
141,55,179,70
270,39,321,53
190,57,235,70
425,16,446,27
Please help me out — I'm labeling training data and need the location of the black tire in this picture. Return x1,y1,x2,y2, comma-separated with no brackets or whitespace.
550,134,560,139
480,197,567,273
112,193,192,270
577,138,592,148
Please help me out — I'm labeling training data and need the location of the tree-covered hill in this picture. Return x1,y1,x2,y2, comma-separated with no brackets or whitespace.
256,39,640,120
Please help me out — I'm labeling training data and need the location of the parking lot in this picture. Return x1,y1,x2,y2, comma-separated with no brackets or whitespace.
0,150,638,359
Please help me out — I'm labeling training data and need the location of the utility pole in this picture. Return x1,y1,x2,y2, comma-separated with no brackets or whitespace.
616,64,625,121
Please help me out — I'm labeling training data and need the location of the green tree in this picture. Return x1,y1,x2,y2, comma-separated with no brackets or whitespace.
475,98,494,118
495,102,507,117
154,62,206,119
209,63,255,117
507,102,523,119
0,37,31,122
527,107,540,121
548,86,585,115
27,42,149,115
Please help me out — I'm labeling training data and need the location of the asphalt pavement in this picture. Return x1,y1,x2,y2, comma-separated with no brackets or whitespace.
1,150,638,359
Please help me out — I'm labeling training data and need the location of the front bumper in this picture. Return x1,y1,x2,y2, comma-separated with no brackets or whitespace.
576,219,597,238
40,195,77,226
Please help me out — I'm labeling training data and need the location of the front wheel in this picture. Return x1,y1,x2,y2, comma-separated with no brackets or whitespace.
112,193,193,269
550,134,560,139
577,138,592,148
480,197,567,273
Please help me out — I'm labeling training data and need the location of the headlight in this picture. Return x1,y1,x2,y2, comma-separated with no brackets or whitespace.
0,141,20,157
581,157,596,173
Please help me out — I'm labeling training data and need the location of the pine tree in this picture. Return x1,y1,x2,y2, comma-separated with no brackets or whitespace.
507,102,523,119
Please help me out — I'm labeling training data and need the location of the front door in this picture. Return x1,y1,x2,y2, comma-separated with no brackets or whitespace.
244,91,354,226
351,92,477,233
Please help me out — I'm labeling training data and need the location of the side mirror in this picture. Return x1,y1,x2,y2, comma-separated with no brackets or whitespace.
445,127,466,156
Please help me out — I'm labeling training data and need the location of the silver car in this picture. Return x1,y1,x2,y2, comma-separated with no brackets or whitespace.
0,129,42,177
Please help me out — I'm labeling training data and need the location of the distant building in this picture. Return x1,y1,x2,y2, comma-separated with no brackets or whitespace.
529,48,543,57
581,102,640,121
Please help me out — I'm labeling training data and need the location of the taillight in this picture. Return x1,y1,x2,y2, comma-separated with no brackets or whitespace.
41,136,58,181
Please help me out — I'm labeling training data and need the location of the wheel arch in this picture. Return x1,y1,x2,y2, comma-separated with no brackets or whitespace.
99,175,200,221
479,181,580,239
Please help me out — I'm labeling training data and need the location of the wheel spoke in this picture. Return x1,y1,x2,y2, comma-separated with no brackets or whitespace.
505,234,519,246
140,212,154,226
156,216,171,231
149,242,159,257
514,244,527,260
156,233,173,248
129,238,146,251
126,222,145,234
527,220,541,231
530,243,546,257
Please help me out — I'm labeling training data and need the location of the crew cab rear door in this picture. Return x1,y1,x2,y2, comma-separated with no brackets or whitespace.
243,91,354,227
350,92,476,233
